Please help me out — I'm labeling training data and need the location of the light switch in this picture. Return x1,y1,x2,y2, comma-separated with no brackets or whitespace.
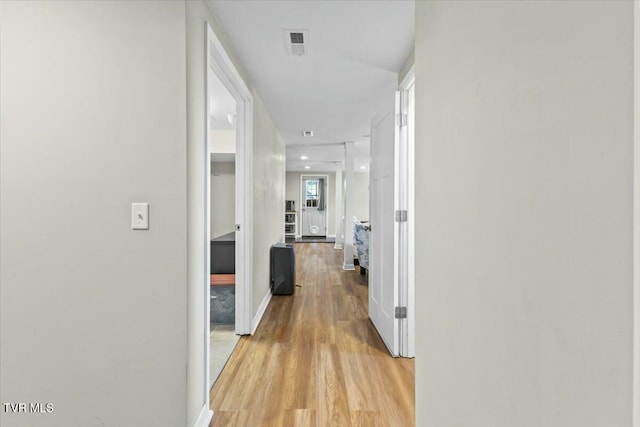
131,203,149,230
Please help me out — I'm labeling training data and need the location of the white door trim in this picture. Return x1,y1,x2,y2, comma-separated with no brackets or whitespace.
633,3,639,426
300,174,330,237
398,66,415,358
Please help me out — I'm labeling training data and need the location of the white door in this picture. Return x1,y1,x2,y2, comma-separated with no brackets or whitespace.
301,177,327,236
398,72,415,358
369,94,400,356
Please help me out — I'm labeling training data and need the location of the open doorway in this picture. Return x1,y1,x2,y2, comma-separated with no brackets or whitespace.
205,22,254,393
208,66,240,388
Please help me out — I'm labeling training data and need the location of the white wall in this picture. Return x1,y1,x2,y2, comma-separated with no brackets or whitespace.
352,171,370,222
285,172,302,210
415,2,634,427
210,162,235,238
0,2,188,427
209,129,236,154
252,93,287,313
398,47,414,86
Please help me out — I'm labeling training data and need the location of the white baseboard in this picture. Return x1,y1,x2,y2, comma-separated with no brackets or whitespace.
251,288,272,335
343,263,355,271
334,244,343,250
193,405,213,427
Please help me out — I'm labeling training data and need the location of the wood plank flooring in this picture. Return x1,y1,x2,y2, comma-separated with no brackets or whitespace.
209,243,415,427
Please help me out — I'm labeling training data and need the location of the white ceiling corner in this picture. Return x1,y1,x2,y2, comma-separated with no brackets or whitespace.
208,0,415,171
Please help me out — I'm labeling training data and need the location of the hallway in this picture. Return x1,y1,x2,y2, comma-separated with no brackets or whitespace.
209,243,415,426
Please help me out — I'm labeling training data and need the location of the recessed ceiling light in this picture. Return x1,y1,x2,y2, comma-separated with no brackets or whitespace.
300,155,308,160
360,165,366,169
302,130,313,137
304,165,311,169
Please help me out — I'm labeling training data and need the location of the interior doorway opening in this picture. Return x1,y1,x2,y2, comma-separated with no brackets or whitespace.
207,65,240,388
204,22,254,399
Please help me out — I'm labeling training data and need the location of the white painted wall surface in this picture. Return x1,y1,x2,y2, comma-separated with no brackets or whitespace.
398,47,414,87
352,171,370,222
415,2,634,427
252,93,286,313
285,172,303,209
209,129,236,154
0,2,187,426
211,162,236,238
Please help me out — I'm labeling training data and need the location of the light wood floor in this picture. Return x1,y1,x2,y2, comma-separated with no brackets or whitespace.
209,243,415,427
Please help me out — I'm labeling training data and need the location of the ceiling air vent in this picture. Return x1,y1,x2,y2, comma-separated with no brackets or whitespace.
302,130,313,137
290,32,304,44
285,29,309,56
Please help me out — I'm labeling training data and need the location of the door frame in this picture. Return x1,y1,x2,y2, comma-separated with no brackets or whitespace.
299,174,330,237
206,23,253,337
204,21,254,399
397,66,415,358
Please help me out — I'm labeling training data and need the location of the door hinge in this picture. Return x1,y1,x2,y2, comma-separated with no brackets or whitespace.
395,306,407,319
396,113,407,127
395,210,407,222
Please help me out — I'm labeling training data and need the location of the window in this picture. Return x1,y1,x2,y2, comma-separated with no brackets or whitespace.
305,180,318,207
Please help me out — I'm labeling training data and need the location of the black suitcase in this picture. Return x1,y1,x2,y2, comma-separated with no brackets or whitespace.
270,243,295,295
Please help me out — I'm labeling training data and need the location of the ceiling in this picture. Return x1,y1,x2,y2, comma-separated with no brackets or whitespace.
208,0,414,172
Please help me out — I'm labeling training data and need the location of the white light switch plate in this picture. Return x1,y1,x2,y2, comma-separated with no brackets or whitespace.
131,203,149,230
